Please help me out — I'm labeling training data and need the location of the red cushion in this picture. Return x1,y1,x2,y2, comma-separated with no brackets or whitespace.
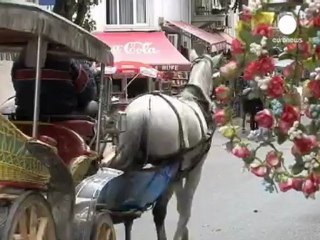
14,122,90,166
54,120,95,139
38,135,58,147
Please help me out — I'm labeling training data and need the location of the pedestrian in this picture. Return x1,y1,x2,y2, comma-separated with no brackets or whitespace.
241,80,264,133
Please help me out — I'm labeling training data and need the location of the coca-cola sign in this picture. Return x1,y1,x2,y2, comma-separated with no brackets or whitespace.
112,42,158,55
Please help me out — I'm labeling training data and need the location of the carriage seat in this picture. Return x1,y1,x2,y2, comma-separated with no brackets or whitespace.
13,122,91,166
54,120,95,140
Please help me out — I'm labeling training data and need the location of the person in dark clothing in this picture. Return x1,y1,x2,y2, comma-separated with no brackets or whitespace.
11,52,97,120
241,80,264,131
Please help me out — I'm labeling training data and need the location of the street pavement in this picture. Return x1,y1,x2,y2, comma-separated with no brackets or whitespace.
114,131,320,240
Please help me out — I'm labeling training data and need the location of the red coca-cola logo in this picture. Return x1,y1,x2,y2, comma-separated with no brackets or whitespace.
112,42,158,54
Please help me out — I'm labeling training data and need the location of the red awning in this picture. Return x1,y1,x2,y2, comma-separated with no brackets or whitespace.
166,20,227,51
94,31,191,72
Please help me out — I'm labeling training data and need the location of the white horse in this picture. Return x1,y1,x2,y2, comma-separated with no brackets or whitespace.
106,50,223,240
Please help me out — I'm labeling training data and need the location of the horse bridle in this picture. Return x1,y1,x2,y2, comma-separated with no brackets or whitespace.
190,54,216,72
189,54,220,101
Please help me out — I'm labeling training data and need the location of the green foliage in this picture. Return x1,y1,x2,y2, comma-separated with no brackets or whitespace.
54,0,98,31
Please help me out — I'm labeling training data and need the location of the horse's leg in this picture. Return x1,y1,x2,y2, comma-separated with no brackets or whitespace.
124,220,133,240
174,158,205,240
152,183,175,240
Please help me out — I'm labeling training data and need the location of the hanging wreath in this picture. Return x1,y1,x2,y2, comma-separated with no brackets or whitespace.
215,0,320,198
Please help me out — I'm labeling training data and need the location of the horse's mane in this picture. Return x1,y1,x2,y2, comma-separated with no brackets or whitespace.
180,84,213,113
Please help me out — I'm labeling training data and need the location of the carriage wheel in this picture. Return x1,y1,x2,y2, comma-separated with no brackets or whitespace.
91,212,116,240
2,191,56,240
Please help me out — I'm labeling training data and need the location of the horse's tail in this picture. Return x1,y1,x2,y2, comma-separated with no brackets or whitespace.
111,104,150,170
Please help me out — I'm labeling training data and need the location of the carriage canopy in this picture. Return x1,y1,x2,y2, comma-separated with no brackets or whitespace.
0,0,114,64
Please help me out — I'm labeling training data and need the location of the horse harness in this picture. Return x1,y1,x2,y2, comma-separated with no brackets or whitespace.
145,90,214,174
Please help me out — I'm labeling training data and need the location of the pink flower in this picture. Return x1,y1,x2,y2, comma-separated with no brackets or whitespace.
266,151,281,167
220,61,238,79
232,144,251,159
214,109,230,126
279,179,293,192
215,85,231,103
255,109,274,129
250,165,270,178
302,178,319,197
279,178,304,192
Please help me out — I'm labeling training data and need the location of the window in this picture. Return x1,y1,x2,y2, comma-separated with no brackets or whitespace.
106,0,147,25
194,0,225,15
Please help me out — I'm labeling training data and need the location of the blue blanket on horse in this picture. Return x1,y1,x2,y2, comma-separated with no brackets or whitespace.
97,163,179,212
11,54,97,119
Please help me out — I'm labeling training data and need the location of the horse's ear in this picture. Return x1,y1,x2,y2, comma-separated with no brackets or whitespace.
211,54,223,68
189,49,198,62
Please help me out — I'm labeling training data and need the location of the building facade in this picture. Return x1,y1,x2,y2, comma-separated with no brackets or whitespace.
91,0,238,52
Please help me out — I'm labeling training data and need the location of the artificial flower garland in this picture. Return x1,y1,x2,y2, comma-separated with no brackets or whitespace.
214,0,320,198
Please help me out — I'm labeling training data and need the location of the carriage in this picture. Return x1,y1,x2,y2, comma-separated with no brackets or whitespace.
0,1,180,240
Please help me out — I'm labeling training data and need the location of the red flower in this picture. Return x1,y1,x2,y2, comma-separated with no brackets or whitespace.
279,105,300,133
231,39,245,54
252,23,273,38
232,144,251,159
215,85,231,102
286,41,310,59
312,15,320,27
308,80,320,99
257,56,275,75
266,150,281,167
292,178,304,191
316,46,320,58
292,134,318,155
267,75,285,98
255,109,274,129
214,109,230,126
250,165,270,177
243,61,259,80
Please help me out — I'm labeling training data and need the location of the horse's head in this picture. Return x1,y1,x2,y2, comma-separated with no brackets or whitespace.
188,49,223,98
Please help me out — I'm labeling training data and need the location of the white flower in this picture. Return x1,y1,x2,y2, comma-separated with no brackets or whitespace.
305,162,311,168
293,121,300,128
250,43,262,56
260,36,268,47
310,152,317,158
255,76,271,90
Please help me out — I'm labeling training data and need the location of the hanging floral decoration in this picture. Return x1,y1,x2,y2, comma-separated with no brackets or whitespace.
215,0,320,198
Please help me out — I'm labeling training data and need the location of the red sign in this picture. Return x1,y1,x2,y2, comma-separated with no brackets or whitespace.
94,32,191,71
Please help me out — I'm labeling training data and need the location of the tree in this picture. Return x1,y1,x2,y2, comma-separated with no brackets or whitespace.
53,0,99,31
